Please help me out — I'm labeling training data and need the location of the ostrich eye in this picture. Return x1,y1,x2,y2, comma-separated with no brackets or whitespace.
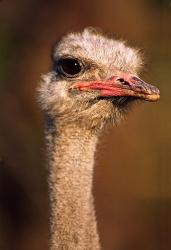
57,58,83,77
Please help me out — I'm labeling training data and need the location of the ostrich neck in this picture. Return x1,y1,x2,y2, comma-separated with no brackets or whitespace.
46,117,100,250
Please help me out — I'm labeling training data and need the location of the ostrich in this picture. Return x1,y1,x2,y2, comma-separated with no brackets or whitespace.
38,28,160,250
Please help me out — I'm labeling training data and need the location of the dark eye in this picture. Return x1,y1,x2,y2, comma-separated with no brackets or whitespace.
57,58,83,77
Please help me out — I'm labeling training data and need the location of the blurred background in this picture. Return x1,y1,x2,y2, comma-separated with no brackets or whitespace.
0,0,171,249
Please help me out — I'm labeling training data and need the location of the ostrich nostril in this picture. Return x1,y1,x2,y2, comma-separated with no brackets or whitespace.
118,78,124,83
118,78,130,86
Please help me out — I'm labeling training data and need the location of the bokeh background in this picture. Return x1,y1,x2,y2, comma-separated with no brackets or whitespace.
0,0,171,249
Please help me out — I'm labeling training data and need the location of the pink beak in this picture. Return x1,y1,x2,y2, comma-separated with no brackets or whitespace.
70,72,160,102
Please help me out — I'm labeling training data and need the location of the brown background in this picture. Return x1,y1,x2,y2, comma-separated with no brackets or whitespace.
0,0,171,249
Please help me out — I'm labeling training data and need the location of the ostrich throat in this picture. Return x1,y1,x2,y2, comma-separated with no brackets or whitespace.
46,116,100,250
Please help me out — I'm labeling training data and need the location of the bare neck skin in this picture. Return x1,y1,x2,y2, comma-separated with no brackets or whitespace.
46,116,101,250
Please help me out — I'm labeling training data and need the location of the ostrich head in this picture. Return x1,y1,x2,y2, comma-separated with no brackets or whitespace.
39,28,160,130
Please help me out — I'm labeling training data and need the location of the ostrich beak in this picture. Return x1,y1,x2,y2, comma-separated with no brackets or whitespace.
70,73,160,102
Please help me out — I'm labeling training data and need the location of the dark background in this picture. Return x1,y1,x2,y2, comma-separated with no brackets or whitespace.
0,0,171,249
